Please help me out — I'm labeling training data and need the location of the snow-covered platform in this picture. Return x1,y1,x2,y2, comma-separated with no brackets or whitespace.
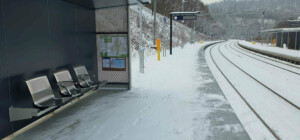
238,41,300,64
10,43,249,140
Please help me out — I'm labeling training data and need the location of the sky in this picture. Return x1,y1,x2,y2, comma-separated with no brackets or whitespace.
201,0,223,4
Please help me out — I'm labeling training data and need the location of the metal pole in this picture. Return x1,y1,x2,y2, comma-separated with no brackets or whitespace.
295,32,298,50
153,0,157,45
181,0,184,22
262,11,265,30
210,24,212,40
281,32,283,47
139,3,144,73
288,32,290,48
162,17,166,57
181,0,184,49
193,20,196,43
170,14,173,55
270,33,272,45
190,20,193,43
276,32,278,46
162,0,169,57
164,19,167,56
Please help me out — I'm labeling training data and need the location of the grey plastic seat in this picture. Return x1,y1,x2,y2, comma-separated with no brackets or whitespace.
26,76,71,108
53,69,82,97
73,65,107,89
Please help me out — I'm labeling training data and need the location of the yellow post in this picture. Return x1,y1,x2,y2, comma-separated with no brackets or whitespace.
157,39,160,61
273,39,276,46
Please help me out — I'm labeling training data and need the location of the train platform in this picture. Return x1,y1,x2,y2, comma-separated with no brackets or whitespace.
7,42,250,140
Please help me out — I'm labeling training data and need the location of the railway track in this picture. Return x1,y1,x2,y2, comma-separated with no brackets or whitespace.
218,43,300,110
226,43,300,75
204,41,300,140
234,43,300,69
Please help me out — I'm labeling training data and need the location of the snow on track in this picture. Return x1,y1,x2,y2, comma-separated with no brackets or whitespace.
222,43,300,109
232,43,300,72
238,41,300,61
206,41,300,140
205,44,276,140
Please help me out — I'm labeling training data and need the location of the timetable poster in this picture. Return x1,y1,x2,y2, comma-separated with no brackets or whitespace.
99,34,128,71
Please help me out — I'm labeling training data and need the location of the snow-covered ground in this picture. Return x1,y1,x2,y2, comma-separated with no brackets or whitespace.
129,5,210,58
206,40,300,140
12,42,249,140
238,41,300,61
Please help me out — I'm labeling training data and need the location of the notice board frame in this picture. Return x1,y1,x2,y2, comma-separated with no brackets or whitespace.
97,32,128,71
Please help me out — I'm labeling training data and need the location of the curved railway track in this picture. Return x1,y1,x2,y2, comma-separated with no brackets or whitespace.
234,43,300,69
226,43,300,75
218,43,300,111
204,42,300,140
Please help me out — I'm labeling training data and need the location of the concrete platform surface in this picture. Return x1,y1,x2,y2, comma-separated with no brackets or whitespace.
11,44,250,140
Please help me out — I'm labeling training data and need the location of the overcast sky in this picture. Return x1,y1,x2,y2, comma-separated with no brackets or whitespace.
201,0,222,4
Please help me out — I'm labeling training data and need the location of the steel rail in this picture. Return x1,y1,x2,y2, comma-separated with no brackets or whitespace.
218,44,300,111
204,43,281,140
226,42,300,75
235,43,300,68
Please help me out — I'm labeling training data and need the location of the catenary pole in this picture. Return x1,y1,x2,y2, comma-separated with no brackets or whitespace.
181,0,184,48
153,0,157,45
170,14,173,55
139,2,144,73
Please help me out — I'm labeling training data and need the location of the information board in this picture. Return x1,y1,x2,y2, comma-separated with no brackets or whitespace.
98,34,128,71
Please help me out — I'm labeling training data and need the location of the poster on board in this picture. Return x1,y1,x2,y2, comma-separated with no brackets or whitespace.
99,34,128,71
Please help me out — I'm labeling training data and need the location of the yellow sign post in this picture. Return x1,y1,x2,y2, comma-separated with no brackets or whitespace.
157,39,160,61
273,39,276,46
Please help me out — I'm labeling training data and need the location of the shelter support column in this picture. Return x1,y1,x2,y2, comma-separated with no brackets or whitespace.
269,33,272,45
288,32,290,48
281,32,283,47
276,33,278,46
296,32,298,50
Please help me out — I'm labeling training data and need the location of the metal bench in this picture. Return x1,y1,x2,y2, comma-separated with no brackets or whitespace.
9,76,71,122
73,65,107,89
54,69,82,97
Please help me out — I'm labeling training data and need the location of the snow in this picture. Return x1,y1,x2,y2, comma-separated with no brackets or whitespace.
205,42,276,140
222,43,300,108
11,42,249,140
262,27,300,33
129,5,210,58
170,12,200,14
206,40,300,140
232,43,300,73
129,42,241,139
238,41,300,61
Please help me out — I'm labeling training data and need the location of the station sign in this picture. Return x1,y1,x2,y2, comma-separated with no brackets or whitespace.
173,15,197,20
